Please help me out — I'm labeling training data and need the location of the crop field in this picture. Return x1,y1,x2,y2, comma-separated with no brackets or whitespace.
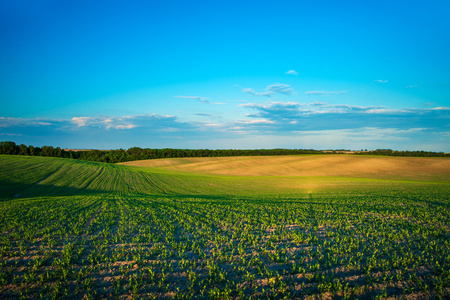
0,155,449,299
120,155,450,181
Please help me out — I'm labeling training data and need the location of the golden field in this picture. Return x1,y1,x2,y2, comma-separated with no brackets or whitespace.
120,154,450,182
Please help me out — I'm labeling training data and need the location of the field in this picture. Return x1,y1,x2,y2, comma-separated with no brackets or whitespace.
120,155,450,181
0,154,449,299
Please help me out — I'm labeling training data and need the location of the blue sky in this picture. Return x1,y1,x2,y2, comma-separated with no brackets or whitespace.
1,0,449,151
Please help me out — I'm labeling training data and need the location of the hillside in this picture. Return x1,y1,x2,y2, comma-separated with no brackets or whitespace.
2,154,449,201
0,155,223,197
2,154,448,201
0,155,337,197
120,154,450,182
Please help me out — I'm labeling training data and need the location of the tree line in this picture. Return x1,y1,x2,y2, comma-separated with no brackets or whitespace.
0,141,324,163
354,149,450,157
0,141,448,163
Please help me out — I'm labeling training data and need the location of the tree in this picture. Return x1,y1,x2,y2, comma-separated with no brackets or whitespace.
127,147,143,157
55,147,62,157
18,144,28,155
41,146,54,157
28,145,36,156
0,141,17,154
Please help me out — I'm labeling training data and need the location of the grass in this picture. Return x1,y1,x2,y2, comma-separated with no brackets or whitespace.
0,154,449,299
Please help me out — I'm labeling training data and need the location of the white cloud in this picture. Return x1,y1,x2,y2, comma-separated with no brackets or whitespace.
71,117,93,127
235,119,275,125
114,124,137,129
242,88,273,97
203,123,222,127
69,114,189,131
238,101,449,136
285,70,298,75
71,116,138,130
374,80,388,83
242,83,295,97
267,83,295,95
174,95,210,103
2,105,449,151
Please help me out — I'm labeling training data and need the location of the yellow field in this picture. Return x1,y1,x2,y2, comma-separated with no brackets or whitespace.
120,154,450,181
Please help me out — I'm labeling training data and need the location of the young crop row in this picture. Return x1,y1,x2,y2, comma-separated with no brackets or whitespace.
1,183,449,299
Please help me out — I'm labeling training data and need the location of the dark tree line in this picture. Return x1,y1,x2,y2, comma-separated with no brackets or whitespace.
0,141,324,163
0,141,67,157
354,149,450,157
71,147,325,163
0,141,448,163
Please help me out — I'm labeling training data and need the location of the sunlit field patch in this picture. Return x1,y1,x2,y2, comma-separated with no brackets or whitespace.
121,155,450,182
0,155,449,299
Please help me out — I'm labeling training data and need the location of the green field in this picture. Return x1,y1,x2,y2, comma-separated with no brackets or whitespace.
0,154,449,299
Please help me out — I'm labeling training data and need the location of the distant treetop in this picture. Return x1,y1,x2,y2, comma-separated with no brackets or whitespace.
0,141,448,163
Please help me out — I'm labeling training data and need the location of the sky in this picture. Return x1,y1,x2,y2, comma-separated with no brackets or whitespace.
1,0,449,151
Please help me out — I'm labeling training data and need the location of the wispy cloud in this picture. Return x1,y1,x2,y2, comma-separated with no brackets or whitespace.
1,115,185,134
0,114,209,148
71,117,93,127
0,117,62,128
71,116,139,130
239,101,450,132
235,119,275,125
374,80,388,83
174,95,210,103
285,70,298,75
242,88,273,97
267,83,295,95
195,113,214,117
194,113,224,121
220,102,450,150
1,105,449,151
242,83,295,97
305,91,348,96
240,101,384,117
406,84,420,88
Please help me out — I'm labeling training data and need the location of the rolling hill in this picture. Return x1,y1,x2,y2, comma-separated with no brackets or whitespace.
120,154,450,182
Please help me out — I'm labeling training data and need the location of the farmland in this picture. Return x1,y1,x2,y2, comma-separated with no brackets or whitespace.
0,154,449,299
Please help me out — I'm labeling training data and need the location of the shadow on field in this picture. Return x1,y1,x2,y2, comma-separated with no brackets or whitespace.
0,179,105,200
